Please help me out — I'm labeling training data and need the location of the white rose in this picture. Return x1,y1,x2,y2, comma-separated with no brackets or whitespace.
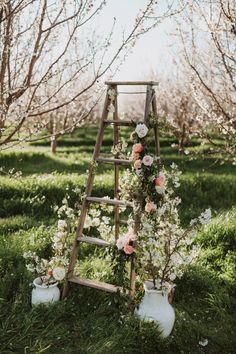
52,267,66,281
142,155,154,166
135,124,148,138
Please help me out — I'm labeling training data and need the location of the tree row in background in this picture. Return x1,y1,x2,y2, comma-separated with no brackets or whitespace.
0,0,235,159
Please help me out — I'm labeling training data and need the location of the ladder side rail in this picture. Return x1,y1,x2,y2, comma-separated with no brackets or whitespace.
143,84,153,124
129,84,153,300
112,84,120,240
151,88,161,163
62,87,112,299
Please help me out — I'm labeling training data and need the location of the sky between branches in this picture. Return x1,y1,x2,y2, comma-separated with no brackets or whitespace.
93,0,179,81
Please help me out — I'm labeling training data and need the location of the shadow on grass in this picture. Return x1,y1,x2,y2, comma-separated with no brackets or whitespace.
0,151,115,176
1,147,234,177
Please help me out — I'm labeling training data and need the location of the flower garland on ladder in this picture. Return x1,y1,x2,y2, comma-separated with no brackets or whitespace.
116,122,211,292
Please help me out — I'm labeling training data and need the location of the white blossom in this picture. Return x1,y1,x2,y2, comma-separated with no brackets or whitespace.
58,219,67,230
199,339,208,347
199,208,211,224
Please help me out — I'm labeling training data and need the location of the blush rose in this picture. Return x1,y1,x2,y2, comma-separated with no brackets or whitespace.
132,143,143,153
142,155,154,166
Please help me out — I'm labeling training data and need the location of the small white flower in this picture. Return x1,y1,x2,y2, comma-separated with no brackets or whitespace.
108,88,116,100
52,267,66,281
199,339,208,347
170,162,178,169
108,104,115,113
199,208,211,224
54,231,67,241
155,185,166,194
26,264,35,273
135,124,148,138
91,217,100,227
169,273,176,281
136,169,143,177
116,237,125,250
58,220,67,230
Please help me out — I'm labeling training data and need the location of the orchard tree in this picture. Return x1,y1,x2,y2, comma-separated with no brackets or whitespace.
123,76,200,153
0,0,180,152
178,0,236,160
157,79,200,153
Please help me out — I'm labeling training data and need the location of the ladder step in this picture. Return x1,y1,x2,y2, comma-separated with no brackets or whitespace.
86,197,133,207
105,81,159,86
103,120,133,126
95,157,132,165
119,219,128,225
69,276,122,293
77,236,112,247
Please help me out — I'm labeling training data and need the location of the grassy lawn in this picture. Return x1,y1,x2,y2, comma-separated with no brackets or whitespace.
0,126,236,353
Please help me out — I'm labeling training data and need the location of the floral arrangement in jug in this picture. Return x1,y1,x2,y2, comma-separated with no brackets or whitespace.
23,219,70,286
116,122,211,291
23,193,115,287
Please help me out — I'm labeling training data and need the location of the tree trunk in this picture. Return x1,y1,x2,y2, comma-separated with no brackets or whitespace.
51,136,58,154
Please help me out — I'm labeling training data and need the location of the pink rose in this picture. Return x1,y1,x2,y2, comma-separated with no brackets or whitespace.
145,201,157,213
134,159,142,169
132,143,143,153
142,155,154,166
123,244,136,255
154,172,165,186
48,269,53,276
132,151,139,161
155,172,166,194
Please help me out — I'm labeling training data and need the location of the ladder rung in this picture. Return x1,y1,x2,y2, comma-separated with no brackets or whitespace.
69,276,122,293
103,120,133,126
105,81,159,86
77,236,112,247
95,157,132,165
119,219,128,225
86,197,133,207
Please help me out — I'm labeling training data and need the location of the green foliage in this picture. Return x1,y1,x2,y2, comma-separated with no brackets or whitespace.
0,174,113,218
179,174,236,222
197,208,236,288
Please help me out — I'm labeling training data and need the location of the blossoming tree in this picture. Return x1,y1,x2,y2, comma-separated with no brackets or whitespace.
0,0,179,151
178,0,236,160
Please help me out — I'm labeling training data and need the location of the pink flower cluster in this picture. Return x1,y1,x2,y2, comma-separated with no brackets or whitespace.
116,228,136,255
131,143,154,169
132,143,143,161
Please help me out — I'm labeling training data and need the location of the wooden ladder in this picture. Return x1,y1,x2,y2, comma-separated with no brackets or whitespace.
62,81,160,300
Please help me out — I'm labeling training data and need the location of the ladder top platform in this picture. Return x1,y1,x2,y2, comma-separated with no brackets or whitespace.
105,81,159,86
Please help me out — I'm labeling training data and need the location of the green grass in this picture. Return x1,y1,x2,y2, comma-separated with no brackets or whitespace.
0,126,236,353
